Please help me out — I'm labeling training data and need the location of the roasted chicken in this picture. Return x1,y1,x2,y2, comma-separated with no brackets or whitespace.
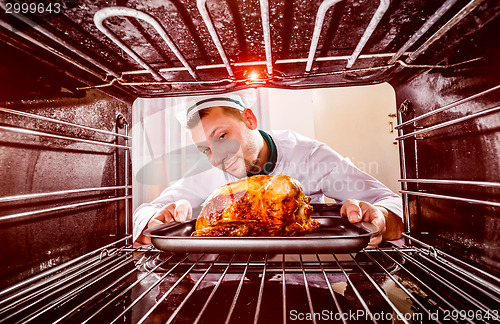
192,174,320,237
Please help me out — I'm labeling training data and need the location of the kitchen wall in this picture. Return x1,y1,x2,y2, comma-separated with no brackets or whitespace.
259,88,316,139
260,83,400,195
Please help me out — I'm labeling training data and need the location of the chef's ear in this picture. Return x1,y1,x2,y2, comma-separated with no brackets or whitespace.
241,109,258,130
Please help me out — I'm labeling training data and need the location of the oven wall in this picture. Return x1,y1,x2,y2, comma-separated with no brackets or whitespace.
391,23,500,275
0,44,132,290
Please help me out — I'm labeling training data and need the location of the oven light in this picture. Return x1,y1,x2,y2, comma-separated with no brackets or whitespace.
248,71,260,80
245,69,267,84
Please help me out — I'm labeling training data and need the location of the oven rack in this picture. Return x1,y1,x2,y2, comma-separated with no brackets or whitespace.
0,106,132,237
0,0,486,96
0,237,498,324
85,0,483,90
395,83,500,233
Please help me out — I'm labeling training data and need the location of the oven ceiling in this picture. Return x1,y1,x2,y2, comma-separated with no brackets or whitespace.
0,0,498,98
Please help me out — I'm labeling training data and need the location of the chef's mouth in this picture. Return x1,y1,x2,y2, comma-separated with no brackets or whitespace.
222,158,239,172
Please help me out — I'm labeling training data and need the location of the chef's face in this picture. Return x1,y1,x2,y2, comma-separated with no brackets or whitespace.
188,107,261,178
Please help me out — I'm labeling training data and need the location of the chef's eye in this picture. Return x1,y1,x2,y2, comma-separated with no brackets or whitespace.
202,148,210,155
218,133,226,140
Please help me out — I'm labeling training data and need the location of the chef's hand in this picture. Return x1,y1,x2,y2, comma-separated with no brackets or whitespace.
340,199,403,248
137,200,192,245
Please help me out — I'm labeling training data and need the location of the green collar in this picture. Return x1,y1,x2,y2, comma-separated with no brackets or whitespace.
249,130,277,176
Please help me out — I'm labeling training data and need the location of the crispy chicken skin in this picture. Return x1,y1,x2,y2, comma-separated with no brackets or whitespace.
192,174,320,237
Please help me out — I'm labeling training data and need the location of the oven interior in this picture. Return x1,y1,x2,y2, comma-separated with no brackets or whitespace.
0,0,499,322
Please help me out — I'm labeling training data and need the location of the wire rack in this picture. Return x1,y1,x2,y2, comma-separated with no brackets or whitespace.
1,236,499,324
0,0,489,96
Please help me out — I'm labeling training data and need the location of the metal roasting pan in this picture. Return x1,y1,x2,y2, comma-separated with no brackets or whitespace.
144,204,379,253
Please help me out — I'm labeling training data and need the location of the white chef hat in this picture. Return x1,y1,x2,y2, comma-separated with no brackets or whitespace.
175,89,257,127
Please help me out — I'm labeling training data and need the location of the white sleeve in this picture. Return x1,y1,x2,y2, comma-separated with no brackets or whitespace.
306,143,403,219
132,167,231,242
132,182,203,243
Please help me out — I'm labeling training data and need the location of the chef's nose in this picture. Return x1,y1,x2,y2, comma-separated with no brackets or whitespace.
211,149,226,166
210,138,240,166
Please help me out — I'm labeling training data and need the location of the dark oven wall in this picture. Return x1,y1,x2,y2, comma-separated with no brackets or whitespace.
390,15,500,276
0,42,133,290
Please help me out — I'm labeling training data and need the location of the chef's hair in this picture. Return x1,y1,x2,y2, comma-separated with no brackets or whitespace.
186,106,243,129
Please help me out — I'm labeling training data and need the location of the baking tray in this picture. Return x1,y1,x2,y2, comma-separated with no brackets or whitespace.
144,205,378,253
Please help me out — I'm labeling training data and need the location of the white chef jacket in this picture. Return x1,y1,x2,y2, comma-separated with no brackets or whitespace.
133,129,403,242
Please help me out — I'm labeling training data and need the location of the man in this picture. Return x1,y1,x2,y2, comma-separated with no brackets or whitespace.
133,93,404,247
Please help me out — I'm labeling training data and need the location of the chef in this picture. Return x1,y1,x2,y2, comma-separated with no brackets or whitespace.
133,91,404,247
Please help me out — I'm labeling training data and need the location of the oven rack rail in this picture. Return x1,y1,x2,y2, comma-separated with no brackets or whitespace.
0,0,485,95
0,237,498,324
0,106,132,237
395,83,500,232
